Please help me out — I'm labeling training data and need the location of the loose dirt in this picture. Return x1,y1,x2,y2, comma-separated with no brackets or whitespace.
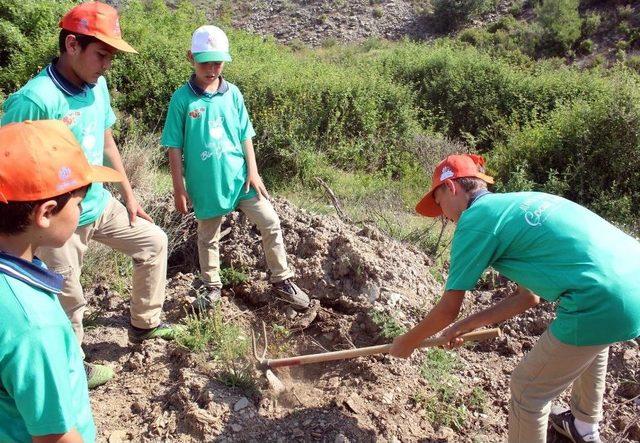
84,198,640,442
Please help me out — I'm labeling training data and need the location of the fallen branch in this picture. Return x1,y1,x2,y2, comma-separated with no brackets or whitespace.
315,177,352,223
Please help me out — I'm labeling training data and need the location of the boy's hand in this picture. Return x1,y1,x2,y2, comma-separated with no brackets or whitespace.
174,189,190,214
125,196,153,225
389,333,417,359
440,321,472,350
245,171,270,200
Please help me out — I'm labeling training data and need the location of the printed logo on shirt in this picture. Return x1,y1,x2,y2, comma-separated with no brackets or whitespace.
188,107,206,119
62,111,81,127
81,122,97,158
440,166,454,181
519,195,561,227
208,117,224,139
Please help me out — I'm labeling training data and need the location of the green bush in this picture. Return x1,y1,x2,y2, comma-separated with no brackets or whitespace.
491,73,640,229
535,0,582,55
431,0,494,32
579,38,594,54
0,0,77,94
581,12,601,37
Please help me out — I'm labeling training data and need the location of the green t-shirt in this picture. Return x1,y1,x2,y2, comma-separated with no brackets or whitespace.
446,192,640,346
1,64,116,226
161,78,257,220
0,256,94,442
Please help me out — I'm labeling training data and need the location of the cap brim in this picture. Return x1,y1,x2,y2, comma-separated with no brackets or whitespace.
87,165,124,184
193,51,232,63
95,33,138,53
416,188,442,217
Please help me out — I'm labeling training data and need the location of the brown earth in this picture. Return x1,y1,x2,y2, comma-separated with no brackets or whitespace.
84,198,640,442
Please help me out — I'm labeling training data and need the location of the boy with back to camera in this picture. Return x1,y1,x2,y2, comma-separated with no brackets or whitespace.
162,25,311,310
389,154,640,443
0,119,123,442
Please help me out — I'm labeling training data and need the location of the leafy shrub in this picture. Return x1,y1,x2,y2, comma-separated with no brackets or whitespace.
535,0,582,55
431,0,494,32
579,38,594,54
617,4,634,20
491,74,640,228
581,12,602,37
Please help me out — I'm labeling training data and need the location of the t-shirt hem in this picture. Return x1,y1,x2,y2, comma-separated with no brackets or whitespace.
28,420,74,436
78,193,110,227
551,324,640,346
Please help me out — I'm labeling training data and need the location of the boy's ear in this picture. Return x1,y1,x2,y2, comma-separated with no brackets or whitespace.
33,200,59,229
65,34,81,55
444,179,457,195
187,50,194,63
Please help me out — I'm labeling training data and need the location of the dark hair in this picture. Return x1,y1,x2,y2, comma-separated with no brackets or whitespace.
455,176,489,193
59,29,101,53
0,186,88,235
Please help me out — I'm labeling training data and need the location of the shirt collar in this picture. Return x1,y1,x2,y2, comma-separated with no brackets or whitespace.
0,251,64,295
46,58,95,96
187,74,229,98
467,189,491,209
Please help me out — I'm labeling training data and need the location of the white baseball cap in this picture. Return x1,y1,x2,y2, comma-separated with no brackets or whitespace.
191,25,232,63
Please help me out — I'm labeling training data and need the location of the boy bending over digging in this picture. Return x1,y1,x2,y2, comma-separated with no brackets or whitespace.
162,25,310,310
389,154,640,443
0,120,123,442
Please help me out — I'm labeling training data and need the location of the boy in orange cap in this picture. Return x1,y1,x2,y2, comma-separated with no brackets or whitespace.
0,120,123,442
1,1,173,389
389,154,640,443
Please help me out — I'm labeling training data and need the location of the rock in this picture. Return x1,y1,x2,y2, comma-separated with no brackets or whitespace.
231,424,243,432
234,397,250,411
285,306,298,319
335,433,350,443
108,430,128,443
382,392,394,404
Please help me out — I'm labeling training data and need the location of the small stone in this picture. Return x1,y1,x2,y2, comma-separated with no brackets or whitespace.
231,424,243,432
234,397,250,411
285,306,297,319
108,430,127,443
335,433,349,443
382,392,394,404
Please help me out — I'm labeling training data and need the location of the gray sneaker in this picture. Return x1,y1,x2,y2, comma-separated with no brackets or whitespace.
192,286,221,311
273,279,310,310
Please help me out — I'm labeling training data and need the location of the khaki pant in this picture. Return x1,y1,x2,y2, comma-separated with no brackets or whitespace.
197,196,293,288
38,197,168,345
508,329,609,442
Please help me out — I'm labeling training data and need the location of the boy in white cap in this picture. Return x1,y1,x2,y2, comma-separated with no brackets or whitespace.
2,2,174,390
162,25,310,310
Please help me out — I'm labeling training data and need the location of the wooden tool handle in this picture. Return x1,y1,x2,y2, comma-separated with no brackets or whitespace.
264,328,501,369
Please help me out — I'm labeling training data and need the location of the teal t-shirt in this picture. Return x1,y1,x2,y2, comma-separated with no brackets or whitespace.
0,259,94,442
1,64,116,226
446,192,640,346
161,78,257,220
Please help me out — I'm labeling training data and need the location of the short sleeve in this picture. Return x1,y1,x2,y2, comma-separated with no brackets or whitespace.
1,94,48,125
0,327,76,436
98,77,116,129
445,229,499,291
234,89,256,142
161,92,186,149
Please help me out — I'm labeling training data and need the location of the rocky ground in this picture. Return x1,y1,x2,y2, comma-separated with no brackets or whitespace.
84,198,640,442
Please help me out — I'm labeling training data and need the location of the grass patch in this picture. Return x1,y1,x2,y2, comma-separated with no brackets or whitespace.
413,348,487,431
81,245,133,299
176,309,255,391
371,310,406,339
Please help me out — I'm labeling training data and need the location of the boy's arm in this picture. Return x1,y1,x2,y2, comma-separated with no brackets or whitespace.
389,290,465,358
103,129,153,225
440,285,540,348
167,148,189,214
33,429,83,443
242,138,270,199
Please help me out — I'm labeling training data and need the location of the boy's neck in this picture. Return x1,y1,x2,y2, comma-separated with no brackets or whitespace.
194,75,220,93
54,54,85,89
0,233,37,261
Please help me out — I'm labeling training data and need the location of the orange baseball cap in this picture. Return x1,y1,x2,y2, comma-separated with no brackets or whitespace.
0,120,123,203
416,154,494,217
59,1,137,53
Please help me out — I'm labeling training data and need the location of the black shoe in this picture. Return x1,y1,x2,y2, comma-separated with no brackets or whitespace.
273,279,310,310
550,409,602,443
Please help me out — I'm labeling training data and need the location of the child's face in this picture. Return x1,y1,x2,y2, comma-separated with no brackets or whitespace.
190,56,224,85
36,190,86,247
68,39,118,84
433,181,467,223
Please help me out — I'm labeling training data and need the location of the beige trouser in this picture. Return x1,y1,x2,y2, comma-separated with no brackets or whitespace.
197,196,293,288
38,197,168,345
508,329,609,442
